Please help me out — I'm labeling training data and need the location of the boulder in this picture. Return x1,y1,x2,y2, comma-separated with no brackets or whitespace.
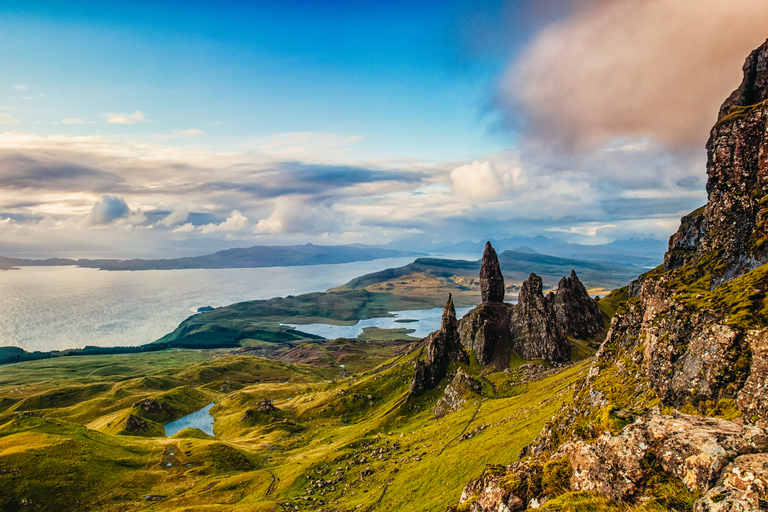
694,453,768,512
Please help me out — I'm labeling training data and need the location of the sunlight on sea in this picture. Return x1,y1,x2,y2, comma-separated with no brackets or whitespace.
0,258,416,352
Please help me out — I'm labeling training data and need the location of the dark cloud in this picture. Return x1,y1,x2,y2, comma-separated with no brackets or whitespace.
0,153,124,192
201,162,425,199
88,195,130,225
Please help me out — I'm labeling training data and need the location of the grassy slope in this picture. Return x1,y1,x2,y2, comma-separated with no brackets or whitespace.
0,345,590,511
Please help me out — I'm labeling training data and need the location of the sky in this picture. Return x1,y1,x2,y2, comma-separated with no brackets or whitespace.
0,0,767,258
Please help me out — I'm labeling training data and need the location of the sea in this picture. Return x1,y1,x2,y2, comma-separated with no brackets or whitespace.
0,257,424,352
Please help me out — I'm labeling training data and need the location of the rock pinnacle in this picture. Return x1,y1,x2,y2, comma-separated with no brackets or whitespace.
480,242,505,303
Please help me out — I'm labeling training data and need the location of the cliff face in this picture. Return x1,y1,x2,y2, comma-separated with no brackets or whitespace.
667,40,768,285
450,40,768,512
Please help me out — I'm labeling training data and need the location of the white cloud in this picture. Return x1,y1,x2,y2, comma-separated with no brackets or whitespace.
0,113,20,124
250,132,364,161
14,85,26,91
158,208,189,227
450,161,503,199
255,197,344,234
61,118,96,125
177,128,203,136
200,210,250,234
102,111,148,125
171,222,196,233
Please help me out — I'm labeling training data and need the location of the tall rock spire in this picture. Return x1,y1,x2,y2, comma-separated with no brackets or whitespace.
480,242,505,303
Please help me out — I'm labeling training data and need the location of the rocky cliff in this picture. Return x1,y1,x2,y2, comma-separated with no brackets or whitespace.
410,294,469,396
666,39,768,285
448,39,768,512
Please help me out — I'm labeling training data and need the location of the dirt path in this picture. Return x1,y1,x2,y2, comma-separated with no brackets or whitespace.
479,374,497,397
438,400,483,456
365,479,393,511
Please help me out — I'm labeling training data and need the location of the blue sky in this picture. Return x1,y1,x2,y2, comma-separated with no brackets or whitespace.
1,0,536,159
0,0,766,258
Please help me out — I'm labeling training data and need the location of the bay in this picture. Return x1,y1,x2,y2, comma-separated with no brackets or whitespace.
286,307,474,339
0,257,416,352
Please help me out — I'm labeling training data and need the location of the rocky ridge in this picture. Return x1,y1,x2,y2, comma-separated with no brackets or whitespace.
409,294,469,396
448,39,768,512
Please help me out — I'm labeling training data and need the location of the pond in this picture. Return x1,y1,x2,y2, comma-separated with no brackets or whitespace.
164,402,215,437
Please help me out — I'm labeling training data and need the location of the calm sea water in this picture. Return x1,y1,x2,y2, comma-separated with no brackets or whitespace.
0,257,416,352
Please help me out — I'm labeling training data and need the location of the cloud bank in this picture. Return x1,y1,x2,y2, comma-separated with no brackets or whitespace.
503,0,768,148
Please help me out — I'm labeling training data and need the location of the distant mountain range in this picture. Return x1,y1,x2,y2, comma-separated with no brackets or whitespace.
0,234,669,272
383,235,669,267
0,244,423,271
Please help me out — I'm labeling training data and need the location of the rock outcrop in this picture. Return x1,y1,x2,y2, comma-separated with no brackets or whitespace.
510,273,570,362
410,294,469,396
459,248,594,367
458,242,515,367
132,398,174,416
553,270,605,340
717,40,768,120
458,301,514,367
123,414,150,433
480,241,505,303
414,243,600,393
561,411,768,501
459,272,574,367
433,369,482,417
454,411,768,511
696,453,768,512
